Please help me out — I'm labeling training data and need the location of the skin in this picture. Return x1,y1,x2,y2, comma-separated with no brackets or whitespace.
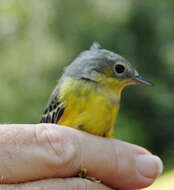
0,124,162,190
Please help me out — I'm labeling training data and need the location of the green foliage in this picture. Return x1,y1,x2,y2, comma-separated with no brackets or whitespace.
0,0,173,172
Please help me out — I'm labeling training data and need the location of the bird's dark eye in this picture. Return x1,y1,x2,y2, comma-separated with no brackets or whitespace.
115,64,125,74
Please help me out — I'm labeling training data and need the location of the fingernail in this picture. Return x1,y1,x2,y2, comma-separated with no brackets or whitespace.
136,155,163,178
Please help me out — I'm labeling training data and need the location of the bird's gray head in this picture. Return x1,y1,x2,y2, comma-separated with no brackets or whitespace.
63,42,153,87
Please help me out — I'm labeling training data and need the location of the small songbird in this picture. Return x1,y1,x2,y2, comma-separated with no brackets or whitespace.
40,42,153,138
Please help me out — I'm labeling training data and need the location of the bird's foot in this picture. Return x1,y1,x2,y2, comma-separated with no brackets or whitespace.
78,167,120,189
77,166,101,183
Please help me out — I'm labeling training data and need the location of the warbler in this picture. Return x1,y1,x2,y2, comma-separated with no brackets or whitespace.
40,42,152,138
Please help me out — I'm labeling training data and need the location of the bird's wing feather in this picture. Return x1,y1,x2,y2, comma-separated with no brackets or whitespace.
40,95,65,124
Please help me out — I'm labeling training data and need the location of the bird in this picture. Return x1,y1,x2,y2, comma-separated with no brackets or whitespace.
40,42,152,138
40,42,153,186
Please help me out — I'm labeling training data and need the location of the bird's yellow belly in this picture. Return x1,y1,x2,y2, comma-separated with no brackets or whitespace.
58,83,120,137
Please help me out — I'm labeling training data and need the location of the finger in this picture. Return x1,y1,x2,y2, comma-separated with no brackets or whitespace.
0,124,163,190
0,178,112,190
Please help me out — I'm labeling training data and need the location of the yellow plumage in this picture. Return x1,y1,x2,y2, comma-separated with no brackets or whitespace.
58,77,121,137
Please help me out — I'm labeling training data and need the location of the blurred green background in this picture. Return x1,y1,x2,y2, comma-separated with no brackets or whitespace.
0,0,173,180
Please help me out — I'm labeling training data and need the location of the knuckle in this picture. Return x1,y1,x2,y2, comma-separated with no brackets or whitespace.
110,139,136,179
35,124,77,169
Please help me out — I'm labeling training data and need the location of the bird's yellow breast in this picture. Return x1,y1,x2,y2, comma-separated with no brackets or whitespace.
58,77,121,137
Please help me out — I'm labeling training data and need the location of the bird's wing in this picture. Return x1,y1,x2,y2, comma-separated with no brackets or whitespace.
40,95,65,124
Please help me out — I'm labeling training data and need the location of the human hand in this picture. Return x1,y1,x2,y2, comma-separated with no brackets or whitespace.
0,124,163,190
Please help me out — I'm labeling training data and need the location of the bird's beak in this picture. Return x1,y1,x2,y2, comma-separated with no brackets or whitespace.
134,75,153,86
